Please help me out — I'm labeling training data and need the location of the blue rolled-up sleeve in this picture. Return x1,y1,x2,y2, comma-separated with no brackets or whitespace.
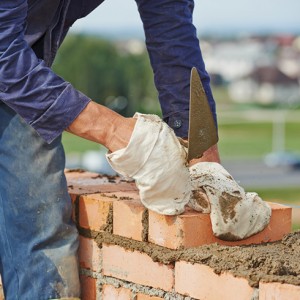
0,0,91,143
135,0,217,138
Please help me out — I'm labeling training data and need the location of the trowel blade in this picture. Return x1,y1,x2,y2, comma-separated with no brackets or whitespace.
187,67,218,162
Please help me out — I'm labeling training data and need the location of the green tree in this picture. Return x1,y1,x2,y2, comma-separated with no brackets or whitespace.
53,34,160,116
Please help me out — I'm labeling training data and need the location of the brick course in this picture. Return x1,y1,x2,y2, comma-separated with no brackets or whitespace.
149,203,291,249
259,282,300,300
102,285,132,300
79,236,102,272
175,261,255,299
102,244,174,291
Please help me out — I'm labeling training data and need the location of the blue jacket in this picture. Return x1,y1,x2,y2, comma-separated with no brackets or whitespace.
0,0,216,143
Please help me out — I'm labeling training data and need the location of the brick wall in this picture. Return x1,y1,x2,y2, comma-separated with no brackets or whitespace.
67,170,299,300
0,170,298,299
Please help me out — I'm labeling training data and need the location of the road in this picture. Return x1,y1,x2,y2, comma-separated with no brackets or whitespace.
223,159,300,189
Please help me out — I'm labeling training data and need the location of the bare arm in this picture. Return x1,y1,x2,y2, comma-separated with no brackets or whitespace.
66,101,136,153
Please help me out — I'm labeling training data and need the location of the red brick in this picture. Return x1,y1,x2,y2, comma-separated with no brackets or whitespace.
79,236,102,272
80,274,97,300
113,199,146,241
79,194,116,231
259,282,300,299
149,203,291,249
175,261,254,299
149,208,211,249
69,193,78,204
102,285,132,300
102,244,174,291
136,294,163,300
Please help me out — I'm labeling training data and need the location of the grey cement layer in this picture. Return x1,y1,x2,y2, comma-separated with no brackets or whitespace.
79,227,300,288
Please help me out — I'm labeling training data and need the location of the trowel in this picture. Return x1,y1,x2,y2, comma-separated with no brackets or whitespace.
187,67,218,162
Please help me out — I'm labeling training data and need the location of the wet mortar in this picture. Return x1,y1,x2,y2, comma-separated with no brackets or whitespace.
141,209,149,242
77,194,299,287
79,227,300,288
100,204,113,234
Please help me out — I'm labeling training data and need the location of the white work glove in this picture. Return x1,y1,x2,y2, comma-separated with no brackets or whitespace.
189,162,272,241
106,113,191,215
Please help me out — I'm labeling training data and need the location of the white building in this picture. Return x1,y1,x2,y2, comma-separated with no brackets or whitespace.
229,66,300,106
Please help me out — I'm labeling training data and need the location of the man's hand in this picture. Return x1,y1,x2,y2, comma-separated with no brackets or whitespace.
189,144,221,165
179,138,221,165
186,142,272,241
106,113,191,215
189,162,271,241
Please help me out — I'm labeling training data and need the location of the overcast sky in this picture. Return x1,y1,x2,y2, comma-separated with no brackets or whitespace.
72,0,300,37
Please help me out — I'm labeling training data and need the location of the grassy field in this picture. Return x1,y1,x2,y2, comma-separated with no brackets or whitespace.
251,187,300,203
62,120,300,159
253,187,300,231
218,121,300,159
62,132,102,154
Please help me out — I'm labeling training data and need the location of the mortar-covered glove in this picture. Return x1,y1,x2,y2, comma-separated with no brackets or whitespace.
106,113,191,215
189,162,272,241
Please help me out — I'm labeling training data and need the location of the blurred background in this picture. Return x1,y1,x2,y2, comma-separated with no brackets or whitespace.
53,0,300,230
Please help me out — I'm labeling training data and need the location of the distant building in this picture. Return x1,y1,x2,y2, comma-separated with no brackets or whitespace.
278,41,300,79
229,66,300,106
209,72,225,86
202,39,273,81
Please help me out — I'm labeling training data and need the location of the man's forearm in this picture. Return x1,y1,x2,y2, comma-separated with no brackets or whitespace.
66,101,136,152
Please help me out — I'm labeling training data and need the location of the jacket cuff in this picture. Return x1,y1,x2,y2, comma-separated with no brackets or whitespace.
30,85,91,143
